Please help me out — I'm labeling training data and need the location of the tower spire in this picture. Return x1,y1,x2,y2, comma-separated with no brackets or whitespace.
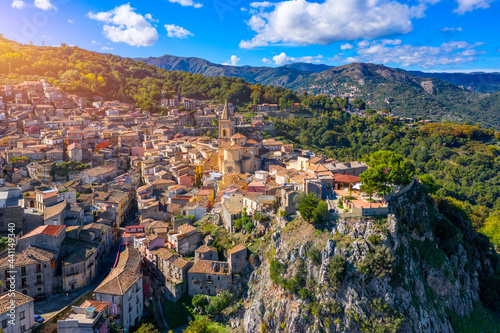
221,99,229,120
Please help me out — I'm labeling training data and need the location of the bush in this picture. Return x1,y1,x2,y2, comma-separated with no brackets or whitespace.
358,245,394,279
307,247,322,265
192,294,208,311
368,234,381,245
327,255,347,290
183,317,217,333
205,290,232,317
270,259,286,285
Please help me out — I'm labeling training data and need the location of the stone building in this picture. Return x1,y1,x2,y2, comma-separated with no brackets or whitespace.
194,245,218,262
228,244,247,274
152,247,193,302
167,224,201,256
187,260,232,296
0,246,56,298
0,291,35,333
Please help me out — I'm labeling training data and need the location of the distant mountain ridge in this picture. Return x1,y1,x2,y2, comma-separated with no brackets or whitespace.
136,54,500,93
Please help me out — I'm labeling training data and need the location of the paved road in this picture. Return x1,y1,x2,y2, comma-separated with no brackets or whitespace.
149,275,170,333
35,242,121,317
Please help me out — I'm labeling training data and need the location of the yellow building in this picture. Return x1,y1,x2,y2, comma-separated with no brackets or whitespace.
218,101,260,175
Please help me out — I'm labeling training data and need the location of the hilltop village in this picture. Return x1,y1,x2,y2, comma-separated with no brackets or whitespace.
0,79,390,332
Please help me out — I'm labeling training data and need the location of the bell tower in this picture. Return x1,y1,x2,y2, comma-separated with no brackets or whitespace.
218,100,234,146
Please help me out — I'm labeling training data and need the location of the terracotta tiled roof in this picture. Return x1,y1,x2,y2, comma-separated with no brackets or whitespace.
44,200,67,220
80,300,111,312
0,292,33,314
188,260,230,275
94,245,141,296
171,258,191,269
228,243,246,255
0,246,56,269
195,245,216,254
177,224,197,235
20,224,66,239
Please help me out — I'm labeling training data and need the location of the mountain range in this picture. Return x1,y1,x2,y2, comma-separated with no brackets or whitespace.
137,55,500,127
136,55,500,94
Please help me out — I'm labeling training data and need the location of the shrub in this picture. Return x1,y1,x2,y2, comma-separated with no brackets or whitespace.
358,245,394,279
270,259,286,286
368,234,380,245
192,294,208,311
205,290,232,317
307,247,322,265
183,317,217,333
327,255,347,290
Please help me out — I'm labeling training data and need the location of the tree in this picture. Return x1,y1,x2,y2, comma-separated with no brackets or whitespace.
297,193,319,222
205,290,232,317
312,201,329,226
192,294,209,312
327,255,347,291
358,245,395,279
183,317,217,333
419,174,439,194
135,323,160,333
360,151,415,196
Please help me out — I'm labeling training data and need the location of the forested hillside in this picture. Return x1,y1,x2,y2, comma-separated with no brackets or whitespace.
0,38,303,112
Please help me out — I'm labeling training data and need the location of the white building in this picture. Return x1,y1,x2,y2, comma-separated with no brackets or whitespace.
93,245,143,332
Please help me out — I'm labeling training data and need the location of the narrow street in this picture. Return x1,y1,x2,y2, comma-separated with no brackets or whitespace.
35,242,121,318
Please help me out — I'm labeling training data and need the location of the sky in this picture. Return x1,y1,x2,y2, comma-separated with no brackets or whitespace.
0,0,499,72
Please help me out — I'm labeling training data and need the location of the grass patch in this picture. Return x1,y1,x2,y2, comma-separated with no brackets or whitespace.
163,295,196,328
447,303,500,333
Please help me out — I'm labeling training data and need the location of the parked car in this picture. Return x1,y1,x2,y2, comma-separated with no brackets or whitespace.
34,295,46,302
34,315,45,323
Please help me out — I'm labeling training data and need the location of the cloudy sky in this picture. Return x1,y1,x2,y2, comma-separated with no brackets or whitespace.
1,0,499,71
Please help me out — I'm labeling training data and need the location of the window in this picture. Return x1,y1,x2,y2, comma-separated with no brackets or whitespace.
2,319,7,328
21,325,26,332
21,266,26,275
21,277,27,287
36,264,41,272
20,311,25,319
37,275,42,284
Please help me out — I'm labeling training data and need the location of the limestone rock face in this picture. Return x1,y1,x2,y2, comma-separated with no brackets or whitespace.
237,182,495,333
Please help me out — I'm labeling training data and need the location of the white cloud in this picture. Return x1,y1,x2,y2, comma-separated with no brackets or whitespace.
271,52,323,66
442,26,462,32
240,0,427,49
34,0,56,10
91,41,99,45
88,4,159,47
68,19,74,24
165,24,194,39
101,46,115,51
223,55,241,66
11,0,26,9
340,39,485,68
340,43,353,50
262,58,272,64
167,0,202,8
454,0,493,14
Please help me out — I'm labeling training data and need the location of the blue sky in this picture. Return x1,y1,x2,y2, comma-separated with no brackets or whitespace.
0,0,499,72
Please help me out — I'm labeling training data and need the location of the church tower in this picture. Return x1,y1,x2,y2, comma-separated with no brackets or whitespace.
218,100,234,146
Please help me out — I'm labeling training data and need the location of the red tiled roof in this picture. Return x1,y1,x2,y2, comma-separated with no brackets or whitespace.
20,225,66,239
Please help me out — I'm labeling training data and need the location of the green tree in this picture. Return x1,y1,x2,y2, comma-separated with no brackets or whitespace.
419,174,439,194
297,193,320,222
183,317,217,333
135,323,160,333
192,294,209,312
205,290,232,317
358,245,395,279
327,255,347,291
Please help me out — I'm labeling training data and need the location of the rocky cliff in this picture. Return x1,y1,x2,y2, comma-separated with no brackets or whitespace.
236,181,499,333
